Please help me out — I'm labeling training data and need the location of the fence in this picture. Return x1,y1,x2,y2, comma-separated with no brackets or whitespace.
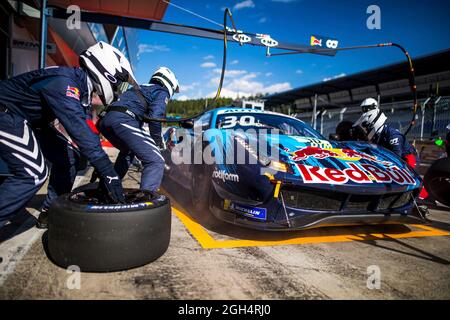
293,96,450,140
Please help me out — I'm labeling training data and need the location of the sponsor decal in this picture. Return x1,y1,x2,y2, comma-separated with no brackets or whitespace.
290,137,332,149
290,146,392,166
390,138,399,145
292,146,338,161
230,202,267,220
86,202,153,211
256,34,278,47
66,86,80,100
310,36,323,47
296,163,416,186
310,35,339,49
232,32,251,44
212,169,240,182
217,108,262,115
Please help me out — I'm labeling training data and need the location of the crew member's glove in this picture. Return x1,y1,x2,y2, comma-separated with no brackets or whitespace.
98,175,125,204
91,156,125,203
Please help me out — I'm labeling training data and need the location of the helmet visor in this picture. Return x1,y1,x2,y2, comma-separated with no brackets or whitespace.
362,104,377,113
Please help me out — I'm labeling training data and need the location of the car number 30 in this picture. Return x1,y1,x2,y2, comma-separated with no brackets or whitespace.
221,115,256,129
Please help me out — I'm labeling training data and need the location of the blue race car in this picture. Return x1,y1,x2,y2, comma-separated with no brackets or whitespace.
162,107,424,231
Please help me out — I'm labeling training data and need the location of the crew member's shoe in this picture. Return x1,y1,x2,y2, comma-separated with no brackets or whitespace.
36,207,49,229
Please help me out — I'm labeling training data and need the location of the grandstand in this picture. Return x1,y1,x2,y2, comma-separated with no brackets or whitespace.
265,49,450,141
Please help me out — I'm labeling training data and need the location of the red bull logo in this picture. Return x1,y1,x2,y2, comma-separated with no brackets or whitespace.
290,146,392,166
310,36,323,47
291,146,338,161
296,163,417,186
66,86,80,100
341,149,392,166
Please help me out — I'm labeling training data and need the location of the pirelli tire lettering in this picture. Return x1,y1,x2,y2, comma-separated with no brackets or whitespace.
47,185,171,272
296,163,417,185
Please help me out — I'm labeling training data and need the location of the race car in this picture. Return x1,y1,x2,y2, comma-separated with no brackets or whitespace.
162,107,424,231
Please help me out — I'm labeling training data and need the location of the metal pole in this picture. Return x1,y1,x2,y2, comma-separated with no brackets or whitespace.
312,94,317,130
320,110,327,135
339,107,347,122
39,0,48,69
420,103,425,140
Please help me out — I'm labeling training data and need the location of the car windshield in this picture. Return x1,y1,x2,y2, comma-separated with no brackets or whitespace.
216,112,324,139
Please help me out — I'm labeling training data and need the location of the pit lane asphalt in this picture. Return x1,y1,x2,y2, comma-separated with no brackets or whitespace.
0,149,449,299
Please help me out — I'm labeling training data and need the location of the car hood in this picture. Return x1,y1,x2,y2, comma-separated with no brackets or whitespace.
205,129,422,193
271,134,422,192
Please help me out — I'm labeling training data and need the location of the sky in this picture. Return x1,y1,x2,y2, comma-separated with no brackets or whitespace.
130,0,450,100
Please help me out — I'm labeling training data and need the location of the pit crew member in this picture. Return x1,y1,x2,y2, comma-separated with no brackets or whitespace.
354,97,429,201
0,41,135,228
97,67,179,192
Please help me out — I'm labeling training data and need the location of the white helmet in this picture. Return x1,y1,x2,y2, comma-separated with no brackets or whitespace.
150,67,179,98
79,41,137,105
353,109,387,141
360,97,379,113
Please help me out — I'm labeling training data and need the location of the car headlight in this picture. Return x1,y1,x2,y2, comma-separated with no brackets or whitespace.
268,160,291,173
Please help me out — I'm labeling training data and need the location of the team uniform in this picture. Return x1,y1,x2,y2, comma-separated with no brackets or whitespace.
355,98,428,200
98,67,179,192
98,83,168,192
0,66,114,219
0,41,137,226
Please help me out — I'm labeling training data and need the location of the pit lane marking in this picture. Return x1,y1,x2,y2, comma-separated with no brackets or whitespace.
172,208,450,249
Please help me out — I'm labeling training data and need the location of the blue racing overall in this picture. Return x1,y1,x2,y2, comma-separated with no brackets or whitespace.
0,66,120,220
98,83,168,192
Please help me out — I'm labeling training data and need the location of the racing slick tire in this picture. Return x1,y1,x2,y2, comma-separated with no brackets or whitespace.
424,157,450,207
46,184,171,272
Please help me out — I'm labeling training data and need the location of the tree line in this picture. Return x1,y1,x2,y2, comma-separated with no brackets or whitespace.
166,97,234,117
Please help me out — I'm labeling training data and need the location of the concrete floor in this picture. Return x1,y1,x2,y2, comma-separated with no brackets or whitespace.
0,157,449,299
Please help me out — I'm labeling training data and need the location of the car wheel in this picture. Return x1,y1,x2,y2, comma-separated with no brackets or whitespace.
47,184,171,272
424,157,450,206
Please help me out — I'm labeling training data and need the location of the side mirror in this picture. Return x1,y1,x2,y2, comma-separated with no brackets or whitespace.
180,120,194,129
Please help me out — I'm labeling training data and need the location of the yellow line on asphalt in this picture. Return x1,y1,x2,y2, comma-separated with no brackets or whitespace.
172,208,450,250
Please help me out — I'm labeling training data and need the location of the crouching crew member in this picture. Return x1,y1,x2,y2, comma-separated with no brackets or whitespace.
354,98,429,201
0,41,136,228
98,67,179,192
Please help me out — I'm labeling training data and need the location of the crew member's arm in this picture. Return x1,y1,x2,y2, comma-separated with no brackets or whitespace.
147,90,169,148
39,76,124,202
387,129,405,157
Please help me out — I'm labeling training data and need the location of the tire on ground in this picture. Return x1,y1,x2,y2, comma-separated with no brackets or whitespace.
47,184,171,272
424,157,450,206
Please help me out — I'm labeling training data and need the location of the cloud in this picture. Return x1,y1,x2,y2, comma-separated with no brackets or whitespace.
296,69,303,74
233,0,255,11
207,71,291,99
323,73,346,82
213,68,247,77
201,62,216,68
230,60,239,65
137,44,170,59
180,82,200,92
265,72,273,77
258,17,267,23
203,55,214,60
